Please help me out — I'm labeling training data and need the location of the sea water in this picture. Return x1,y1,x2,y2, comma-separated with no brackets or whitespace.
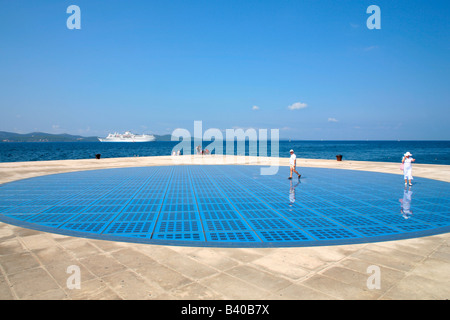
0,140,449,165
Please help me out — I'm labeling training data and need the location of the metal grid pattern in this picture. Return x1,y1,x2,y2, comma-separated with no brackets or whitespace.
0,165,449,247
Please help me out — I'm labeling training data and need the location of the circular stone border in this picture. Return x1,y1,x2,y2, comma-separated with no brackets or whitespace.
0,165,449,248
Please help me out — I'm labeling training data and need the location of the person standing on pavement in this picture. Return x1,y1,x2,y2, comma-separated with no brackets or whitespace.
288,149,301,180
402,151,415,187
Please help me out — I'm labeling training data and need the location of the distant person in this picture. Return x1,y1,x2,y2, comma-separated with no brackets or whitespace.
288,149,301,180
402,152,415,187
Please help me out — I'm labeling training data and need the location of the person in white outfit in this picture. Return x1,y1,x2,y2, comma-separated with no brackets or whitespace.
402,152,415,186
288,149,301,179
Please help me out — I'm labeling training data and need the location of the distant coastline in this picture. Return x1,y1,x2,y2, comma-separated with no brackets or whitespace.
1,131,448,143
0,131,175,143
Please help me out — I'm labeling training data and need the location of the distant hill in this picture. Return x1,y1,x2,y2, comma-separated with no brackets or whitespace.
0,131,177,142
0,131,99,142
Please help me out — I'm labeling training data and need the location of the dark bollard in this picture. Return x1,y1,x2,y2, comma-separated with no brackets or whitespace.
95,154,101,159
336,155,343,161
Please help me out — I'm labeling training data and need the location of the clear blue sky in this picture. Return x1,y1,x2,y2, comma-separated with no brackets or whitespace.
0,0,449,140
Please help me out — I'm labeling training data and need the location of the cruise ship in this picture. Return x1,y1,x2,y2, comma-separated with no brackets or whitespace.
98,131,156,142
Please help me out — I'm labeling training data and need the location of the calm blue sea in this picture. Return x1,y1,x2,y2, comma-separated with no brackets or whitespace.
0,141,449,165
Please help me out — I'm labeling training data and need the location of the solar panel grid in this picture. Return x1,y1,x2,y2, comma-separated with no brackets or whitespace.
0,165,449,247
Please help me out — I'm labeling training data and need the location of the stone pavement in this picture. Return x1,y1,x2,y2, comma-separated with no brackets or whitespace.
0,156,449,300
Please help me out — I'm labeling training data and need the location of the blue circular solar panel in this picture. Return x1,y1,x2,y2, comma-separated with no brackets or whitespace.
0,165,449,247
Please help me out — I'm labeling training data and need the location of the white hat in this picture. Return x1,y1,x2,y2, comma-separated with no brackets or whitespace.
289,149,294,153
404,152,412,156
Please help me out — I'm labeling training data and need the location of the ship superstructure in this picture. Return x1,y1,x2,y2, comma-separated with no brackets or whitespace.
98,131,155,142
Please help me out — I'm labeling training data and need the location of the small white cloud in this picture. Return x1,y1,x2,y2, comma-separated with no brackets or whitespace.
364,45,379,51
52,124,60,130
350,23,359,28
252,105,259,111
287,102,307,110
77,127,91,134
328,118,338,122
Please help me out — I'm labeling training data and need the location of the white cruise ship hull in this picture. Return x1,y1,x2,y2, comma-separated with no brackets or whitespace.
98,132,156,142
98,138,155,142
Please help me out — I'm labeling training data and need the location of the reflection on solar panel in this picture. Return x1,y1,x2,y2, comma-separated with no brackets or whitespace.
0,165,449,247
